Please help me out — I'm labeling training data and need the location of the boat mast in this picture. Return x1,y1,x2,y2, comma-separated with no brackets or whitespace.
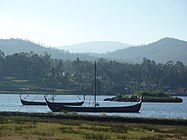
94,61,97,107
52,67,55,102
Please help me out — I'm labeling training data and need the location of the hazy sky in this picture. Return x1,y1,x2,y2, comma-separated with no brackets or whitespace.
0,0,187,47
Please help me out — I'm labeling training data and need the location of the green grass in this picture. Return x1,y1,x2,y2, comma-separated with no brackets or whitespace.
0,115,186,140
12,79,29,83
117,90,183,102
132,91,171,98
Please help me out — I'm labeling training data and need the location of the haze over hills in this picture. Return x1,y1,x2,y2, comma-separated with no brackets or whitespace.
58,41,131,54
0,37,187,65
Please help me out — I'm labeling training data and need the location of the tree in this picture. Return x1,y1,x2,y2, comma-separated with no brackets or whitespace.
0,50,5,75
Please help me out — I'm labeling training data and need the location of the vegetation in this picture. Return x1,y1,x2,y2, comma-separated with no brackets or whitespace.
0,50,187,95
0,114,187,140
108,91,183,102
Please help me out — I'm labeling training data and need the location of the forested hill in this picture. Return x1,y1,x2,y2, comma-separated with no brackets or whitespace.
1,38,187,65
0,38,95,61
103,37,187,65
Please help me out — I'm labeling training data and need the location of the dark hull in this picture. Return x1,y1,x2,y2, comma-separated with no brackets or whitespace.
21,95,84,106
20,98,46,105
44,96,84,112
45,97,142,113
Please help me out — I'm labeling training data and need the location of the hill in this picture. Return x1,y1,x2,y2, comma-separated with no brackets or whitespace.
0,38,46,55
103,37,187,64
0,38,95,61
0,37,187,65
59,41,131,54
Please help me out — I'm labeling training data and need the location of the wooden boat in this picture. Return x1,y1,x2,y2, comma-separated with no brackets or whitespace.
20,68,85,106
44,95,85,112
20,94,46,105
45,96,142,112
45,61,143,113
20,94,85,106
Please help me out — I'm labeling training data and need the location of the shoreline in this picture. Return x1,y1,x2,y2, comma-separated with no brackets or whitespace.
1,111,187,126
1,111,187,139
0,92,187,97
0,92,116,96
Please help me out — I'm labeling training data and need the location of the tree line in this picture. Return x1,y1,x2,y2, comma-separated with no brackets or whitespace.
0,50,187,95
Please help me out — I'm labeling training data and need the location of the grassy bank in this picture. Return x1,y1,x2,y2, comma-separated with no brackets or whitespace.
0,112,187,140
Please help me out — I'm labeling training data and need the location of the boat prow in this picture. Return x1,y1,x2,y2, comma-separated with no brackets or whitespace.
44,95,85,112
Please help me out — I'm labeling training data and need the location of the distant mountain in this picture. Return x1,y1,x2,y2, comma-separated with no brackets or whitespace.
103,37,187,65
1,37,187,65
0,38,95,61
58,41,131,54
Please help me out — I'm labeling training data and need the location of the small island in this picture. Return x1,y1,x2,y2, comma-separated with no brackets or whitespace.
104,91,183,103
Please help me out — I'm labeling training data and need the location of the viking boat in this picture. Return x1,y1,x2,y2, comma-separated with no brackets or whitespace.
44,94,85,111
20,94,46,105
45,61,143,113
20,94,85,106
45,96,142,112
20,68,85,106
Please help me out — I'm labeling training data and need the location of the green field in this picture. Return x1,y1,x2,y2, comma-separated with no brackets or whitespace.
0,114,187,140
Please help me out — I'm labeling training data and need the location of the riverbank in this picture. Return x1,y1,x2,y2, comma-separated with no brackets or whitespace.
1,111,187,125
0,112,187,140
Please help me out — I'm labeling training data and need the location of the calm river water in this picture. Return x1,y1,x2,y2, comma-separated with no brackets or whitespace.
0,94,187,119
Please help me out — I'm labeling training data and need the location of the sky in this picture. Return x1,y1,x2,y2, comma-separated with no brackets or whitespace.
0,0,187,48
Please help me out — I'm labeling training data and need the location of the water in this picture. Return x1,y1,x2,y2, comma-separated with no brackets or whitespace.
0,94,187,119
